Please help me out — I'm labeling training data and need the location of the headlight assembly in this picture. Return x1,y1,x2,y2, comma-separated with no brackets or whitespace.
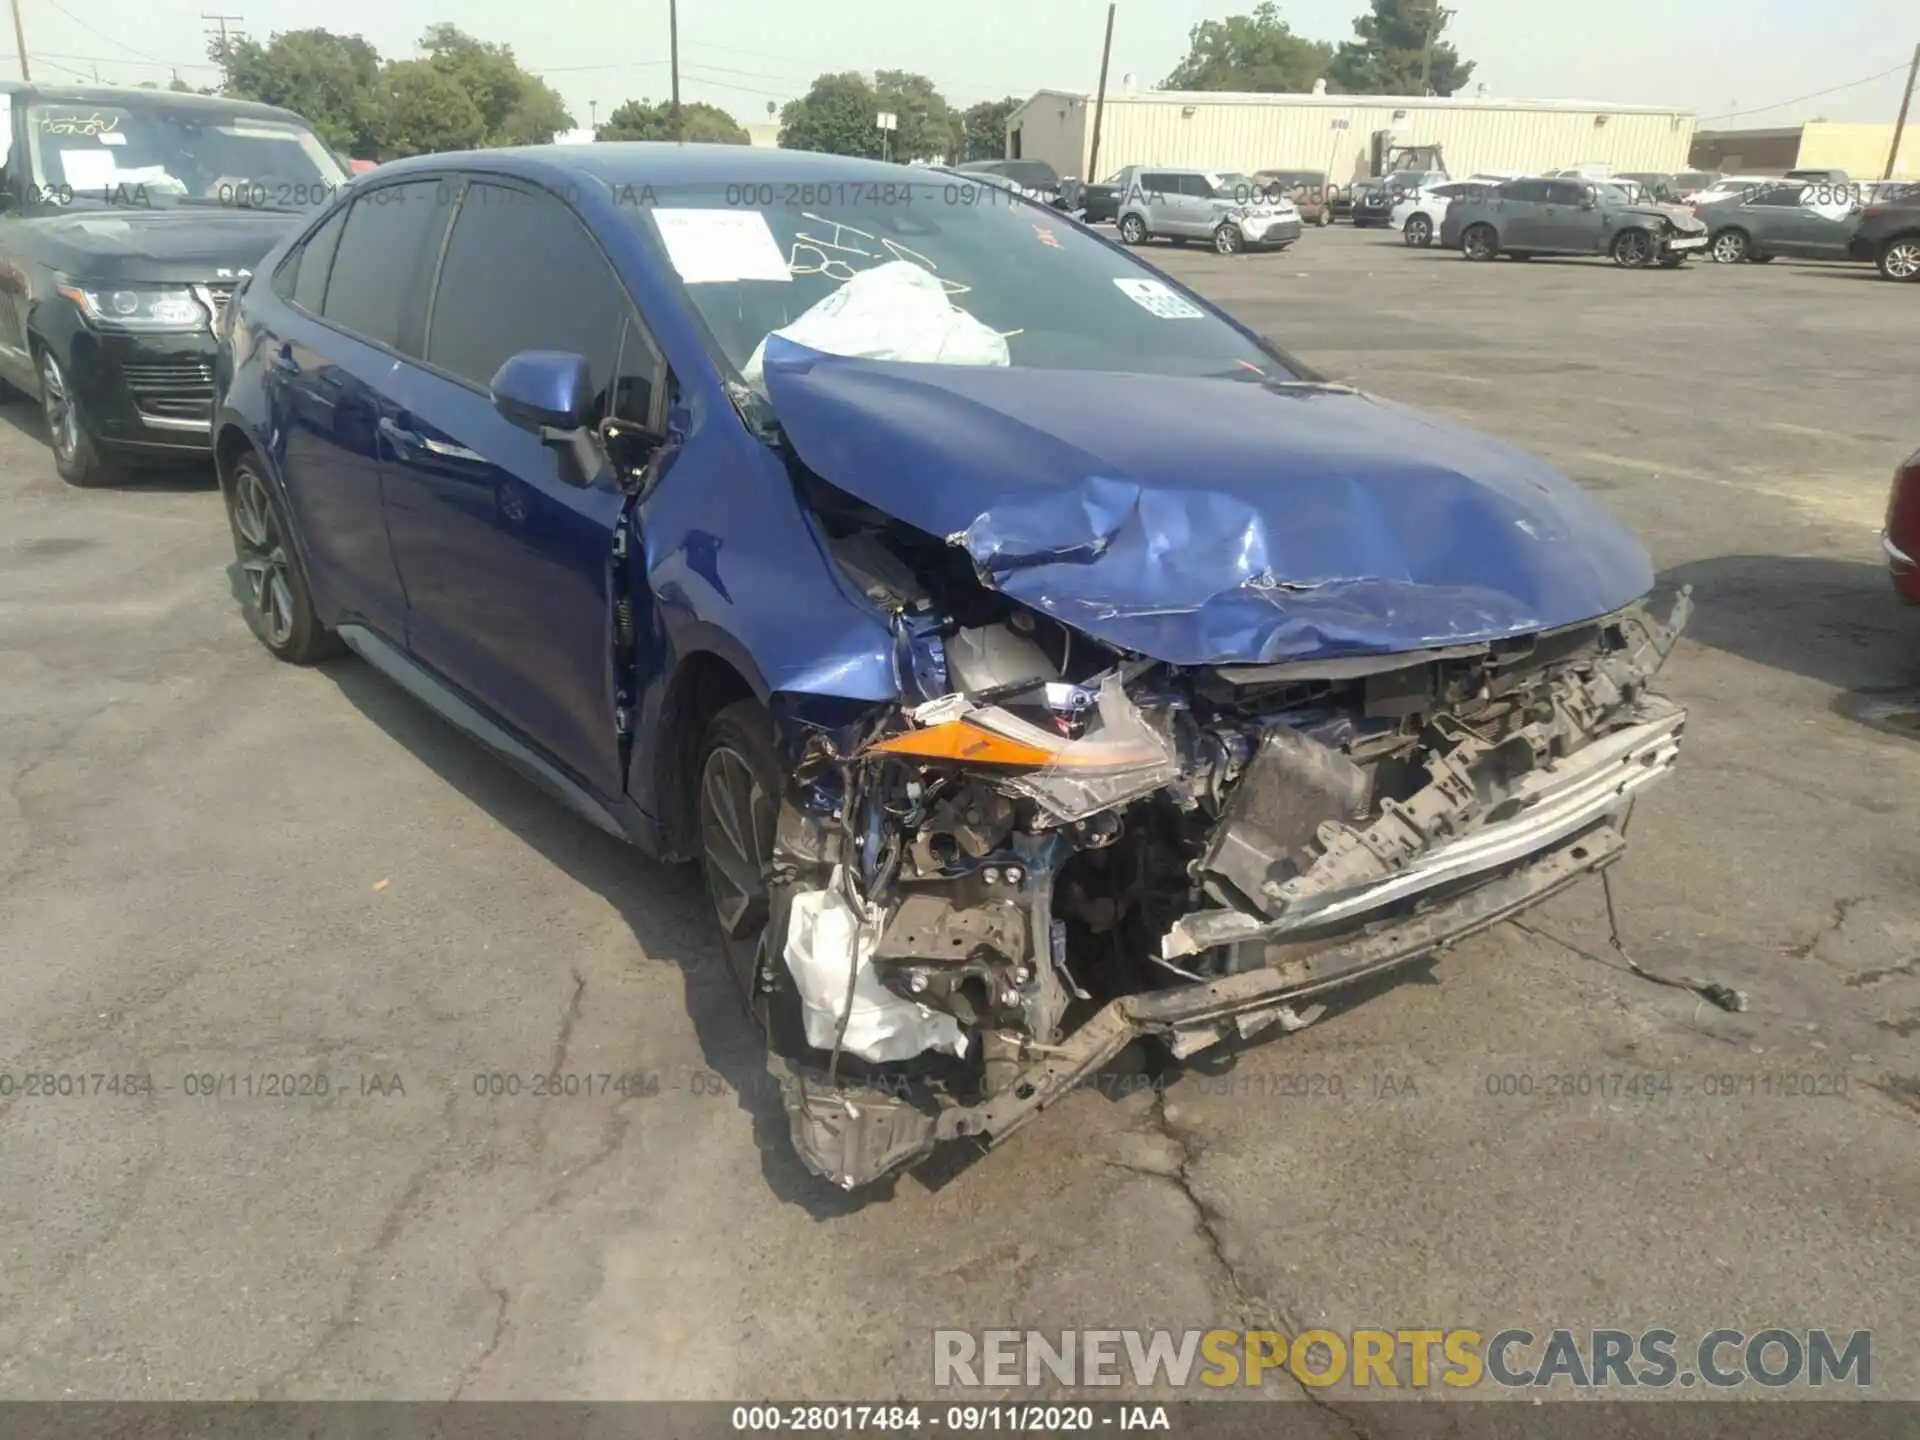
55,278,210,332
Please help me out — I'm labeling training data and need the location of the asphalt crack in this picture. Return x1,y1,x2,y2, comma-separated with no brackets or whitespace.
1141,1090,1373,1438
1846,958,1919,988
1788,895,1870,961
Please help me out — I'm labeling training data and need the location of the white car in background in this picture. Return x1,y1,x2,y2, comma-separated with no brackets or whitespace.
1392,175,1517,247
1686,175,1776,210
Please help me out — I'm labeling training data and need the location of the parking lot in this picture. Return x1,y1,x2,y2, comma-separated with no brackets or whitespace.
3,222,1918,1413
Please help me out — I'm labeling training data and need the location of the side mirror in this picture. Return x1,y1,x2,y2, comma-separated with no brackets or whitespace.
490,350,595,434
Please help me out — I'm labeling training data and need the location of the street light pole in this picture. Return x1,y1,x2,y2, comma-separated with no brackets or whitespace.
9,0,29,80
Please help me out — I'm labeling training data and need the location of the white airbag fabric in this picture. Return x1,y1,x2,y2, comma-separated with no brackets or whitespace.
784,869,969,1063
744,260,1010,386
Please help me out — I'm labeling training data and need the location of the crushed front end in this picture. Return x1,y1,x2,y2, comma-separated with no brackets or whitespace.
761,533,1691,1188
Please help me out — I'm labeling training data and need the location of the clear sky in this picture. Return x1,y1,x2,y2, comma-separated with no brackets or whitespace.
8,0,1914,133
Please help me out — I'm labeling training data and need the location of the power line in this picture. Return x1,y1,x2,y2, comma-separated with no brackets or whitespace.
40,0,173,65
1699,61,1912,124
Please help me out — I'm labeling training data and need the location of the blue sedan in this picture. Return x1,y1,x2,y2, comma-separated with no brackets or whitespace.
214,143,1690,1190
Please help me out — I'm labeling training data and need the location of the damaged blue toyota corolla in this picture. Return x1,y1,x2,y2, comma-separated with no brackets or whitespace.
215,144,1690,1190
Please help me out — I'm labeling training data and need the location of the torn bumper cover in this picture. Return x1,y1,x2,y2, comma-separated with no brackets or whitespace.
772,586,1692,1190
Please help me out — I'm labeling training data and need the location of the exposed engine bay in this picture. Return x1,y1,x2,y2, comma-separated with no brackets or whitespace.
759,475,1692,1190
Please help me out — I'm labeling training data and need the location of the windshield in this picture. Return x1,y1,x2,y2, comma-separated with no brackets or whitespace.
632,182,1295,383
25,102,345,211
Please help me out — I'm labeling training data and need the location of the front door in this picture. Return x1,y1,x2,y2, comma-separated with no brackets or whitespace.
378,179,668,804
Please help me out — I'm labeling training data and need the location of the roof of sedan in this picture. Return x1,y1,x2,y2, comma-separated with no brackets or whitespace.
371,142,925,191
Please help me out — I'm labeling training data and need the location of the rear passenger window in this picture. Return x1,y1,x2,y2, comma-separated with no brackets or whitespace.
322,181,451,352
288,205,347,314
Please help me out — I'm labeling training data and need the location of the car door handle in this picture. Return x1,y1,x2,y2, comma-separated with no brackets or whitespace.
378,415,482,463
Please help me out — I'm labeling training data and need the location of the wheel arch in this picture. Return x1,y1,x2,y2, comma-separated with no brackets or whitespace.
648,649,759,863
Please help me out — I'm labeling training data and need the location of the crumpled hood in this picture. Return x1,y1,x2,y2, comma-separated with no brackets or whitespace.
761,339,1655,666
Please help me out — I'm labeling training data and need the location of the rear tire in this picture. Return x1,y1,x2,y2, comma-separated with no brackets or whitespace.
1710,228,1749,264
1315,209,1331,227
1878,236,1920,282
1461,223,1498,261
226,451,339,664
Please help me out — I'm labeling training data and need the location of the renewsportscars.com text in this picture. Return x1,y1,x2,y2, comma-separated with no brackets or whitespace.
933,1327,1872,1390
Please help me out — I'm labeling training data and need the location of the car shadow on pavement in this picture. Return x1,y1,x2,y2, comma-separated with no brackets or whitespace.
0,398,218,491
1659,554,1920,693
319,657,876,1219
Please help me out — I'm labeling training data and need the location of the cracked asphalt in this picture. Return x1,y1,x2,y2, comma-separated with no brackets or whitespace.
2,225,1917,1420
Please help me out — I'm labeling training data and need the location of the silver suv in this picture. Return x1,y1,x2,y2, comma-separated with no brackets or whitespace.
1114,167,1303,254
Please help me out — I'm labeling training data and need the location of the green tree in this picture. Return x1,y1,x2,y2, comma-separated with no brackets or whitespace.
380,58,488,157
1162,3,1332,92
211,28,385,155
779,72,883,158
596,99,748,143
873,70,955,161
168,77,197,93
959,97,1018,161
1325,0,1474,96
416,23,572,145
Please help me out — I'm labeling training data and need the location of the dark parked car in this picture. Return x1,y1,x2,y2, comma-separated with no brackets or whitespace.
951,158,1065,208
1698,181,1867,264
0,82,347,485
1353,170,1445,228
1847,188,1920,281
1440,177,1708,266
216,143,1689,1191
1063,166,1131,223
1885,448,1920,602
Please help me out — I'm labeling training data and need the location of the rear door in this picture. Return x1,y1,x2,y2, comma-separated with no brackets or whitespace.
1493,180,1552,247
378,177,667,802
262,181,449,640
1738,184,1810,253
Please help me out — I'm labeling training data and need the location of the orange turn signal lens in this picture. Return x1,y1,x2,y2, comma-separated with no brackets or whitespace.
868,720,1060,768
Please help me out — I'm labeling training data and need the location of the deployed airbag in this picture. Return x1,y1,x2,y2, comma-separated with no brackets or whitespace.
743,261,1009,388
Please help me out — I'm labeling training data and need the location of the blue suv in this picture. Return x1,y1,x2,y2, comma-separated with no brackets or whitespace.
215,143,1687,1190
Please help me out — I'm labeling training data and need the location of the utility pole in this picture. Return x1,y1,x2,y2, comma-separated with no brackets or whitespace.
1886,41,1920,180
589,99,598,134
669,0,682,142
9,0,29,81
1086,3,1116,183
202,12,243,64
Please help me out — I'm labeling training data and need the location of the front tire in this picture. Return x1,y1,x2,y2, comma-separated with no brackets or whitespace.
1213,223,1243,255
1611,227,1654,268
38,346,121,488
1879,236,1920,282
226,452,338,664
697,700,795,1041
1403,213,1433,247
1461,223,1498,261
1315,208,1332,227
1710,228,1749,264
1118,214,1147,245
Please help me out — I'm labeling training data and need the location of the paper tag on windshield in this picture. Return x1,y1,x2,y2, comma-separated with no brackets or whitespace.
1113,277,1203,319
653,209,792,284
98,132,127,146
58,149,120,190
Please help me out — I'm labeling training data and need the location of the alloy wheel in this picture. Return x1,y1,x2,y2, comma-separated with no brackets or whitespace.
699,742,776,1000
231,465,297,650
38,352,77,464
1883,240,1920,281
1405,215,1431,247
1119,215,1145,244
1214,225,1242,255
1711,231,1747,264
1463,226,1495,260
1614,230,1652,267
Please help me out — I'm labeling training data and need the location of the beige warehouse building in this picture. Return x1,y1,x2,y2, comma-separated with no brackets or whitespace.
1006,89,1697,184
